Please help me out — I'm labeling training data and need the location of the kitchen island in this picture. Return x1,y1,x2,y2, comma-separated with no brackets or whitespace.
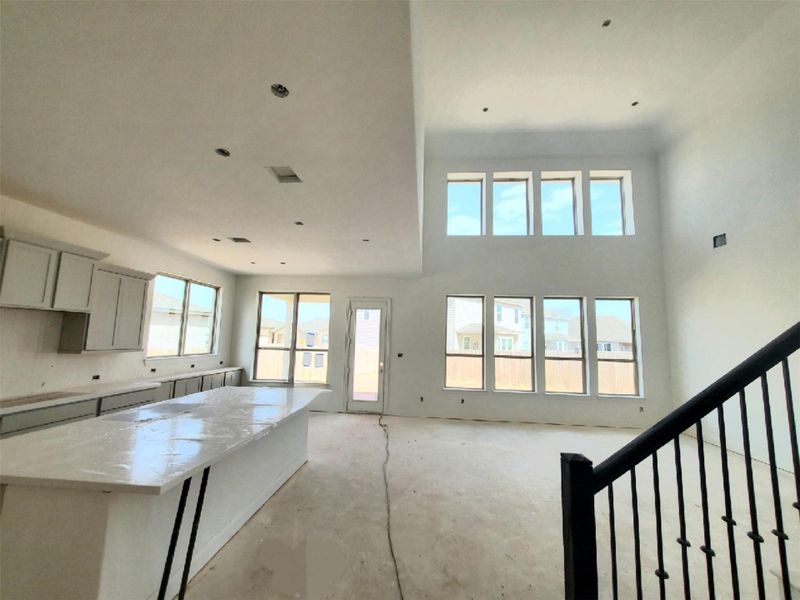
0,386,322,600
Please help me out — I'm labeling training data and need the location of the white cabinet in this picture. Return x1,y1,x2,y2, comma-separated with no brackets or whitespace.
224,370,242,387
201,372,226,391
173,376,202,398
0,240,59,308
113,276,147,350
85,269,121,350
53,253,95,311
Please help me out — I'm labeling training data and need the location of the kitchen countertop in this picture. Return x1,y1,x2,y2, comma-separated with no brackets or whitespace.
0,366,243,416
0,386,320,495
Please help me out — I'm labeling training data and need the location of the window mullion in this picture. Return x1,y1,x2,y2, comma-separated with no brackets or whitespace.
178,279,190,356
287,293,300,383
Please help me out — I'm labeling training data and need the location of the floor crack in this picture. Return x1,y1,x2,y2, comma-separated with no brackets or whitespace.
379,414,405,600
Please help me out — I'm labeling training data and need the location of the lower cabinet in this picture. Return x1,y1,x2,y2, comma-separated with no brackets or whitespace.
224,370,242,387
0,400,97,437
99,389,158,415
201,373,226,391
173,376,202,398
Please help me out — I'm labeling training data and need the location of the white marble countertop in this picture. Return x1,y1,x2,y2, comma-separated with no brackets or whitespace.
0,380,163,416
0,386,321,495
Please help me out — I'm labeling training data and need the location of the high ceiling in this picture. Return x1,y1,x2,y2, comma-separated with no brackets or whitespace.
0,1,783,275
1,1,421,275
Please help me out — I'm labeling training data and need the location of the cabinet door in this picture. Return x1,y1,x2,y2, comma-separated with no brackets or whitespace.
224,370,241,387
212,373,226,389
113,276,147,350
53,253,95,311
85,270,121,350
184,376,202,395
0,240,59,308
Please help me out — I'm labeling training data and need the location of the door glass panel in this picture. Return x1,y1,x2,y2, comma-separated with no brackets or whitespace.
352,308,381,401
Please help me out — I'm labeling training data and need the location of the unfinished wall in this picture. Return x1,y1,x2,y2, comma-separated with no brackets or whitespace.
658,5,800,468
232,147,673,430
0,195,238,399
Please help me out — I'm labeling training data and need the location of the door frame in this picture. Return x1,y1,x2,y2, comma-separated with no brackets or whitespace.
344,298,391,414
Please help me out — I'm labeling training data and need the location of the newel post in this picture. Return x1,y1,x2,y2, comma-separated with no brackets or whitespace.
561,453,598,600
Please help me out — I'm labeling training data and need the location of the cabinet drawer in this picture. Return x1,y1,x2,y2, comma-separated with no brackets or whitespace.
1,399,97,435
99,389,157,414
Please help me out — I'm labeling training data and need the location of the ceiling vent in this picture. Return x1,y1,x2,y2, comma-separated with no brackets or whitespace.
269,166,302,184
228,237,252,243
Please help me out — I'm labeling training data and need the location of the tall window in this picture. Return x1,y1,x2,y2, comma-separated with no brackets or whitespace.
595,298,639,395
590,170,633,235
146,274,219,357
494,297,533,391
255,292,331,383
447,174,484,236
541,172,580,235
543,298,585,393
493,172,530,236
445,296,484,389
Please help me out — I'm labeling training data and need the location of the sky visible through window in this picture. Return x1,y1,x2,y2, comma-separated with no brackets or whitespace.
590,179,624,235
447,181,482,235
595,298,632,322
541,180,575,235
493,180,527,235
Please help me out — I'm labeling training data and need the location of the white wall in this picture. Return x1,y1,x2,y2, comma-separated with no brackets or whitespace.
233,150,673,429
0,195,238,399
658,5,800,468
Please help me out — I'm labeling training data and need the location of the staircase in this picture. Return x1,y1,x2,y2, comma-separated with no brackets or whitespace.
561,322,800,600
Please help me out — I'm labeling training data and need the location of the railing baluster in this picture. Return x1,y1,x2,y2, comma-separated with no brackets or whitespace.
716,404,740,599
739,389,766,599
760,374,792,599
608,483,618,600
652,452,668,599
674,437,692,599
696,420,716,600
782,358,800,516
631,466,643,600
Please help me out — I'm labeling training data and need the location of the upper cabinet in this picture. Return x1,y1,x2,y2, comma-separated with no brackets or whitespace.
0,229,108,311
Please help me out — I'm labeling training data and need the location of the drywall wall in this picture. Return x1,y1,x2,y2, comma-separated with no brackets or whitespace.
658,5,800,469
0,195,238,399
232,150,673,430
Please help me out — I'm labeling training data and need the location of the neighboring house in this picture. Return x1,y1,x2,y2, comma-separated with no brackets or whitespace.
149,291,215,353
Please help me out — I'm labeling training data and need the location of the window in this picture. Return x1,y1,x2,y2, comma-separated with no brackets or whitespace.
543,298,585,393
254,292,331,383
493,172,530,236
445,296,484,389
590,170,633,235
595,298,639,395
494,297,533,392
541,171,582,235
146,274,219,357
447,174,484,236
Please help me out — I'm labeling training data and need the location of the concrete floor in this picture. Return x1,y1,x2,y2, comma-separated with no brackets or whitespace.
186,413,797,600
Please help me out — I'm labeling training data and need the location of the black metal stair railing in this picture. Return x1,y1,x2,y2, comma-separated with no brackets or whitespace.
561,321,800,600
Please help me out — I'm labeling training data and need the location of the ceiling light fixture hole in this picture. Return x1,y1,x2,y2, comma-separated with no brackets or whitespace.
271,83,290,98
294,221,304,226
215,148,230,157
212,238,221,242
482,107,489,113
362,239,370,242
631,101,639,106
602,19,611,27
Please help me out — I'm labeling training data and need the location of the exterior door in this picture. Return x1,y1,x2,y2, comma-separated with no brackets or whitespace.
346,299,390,414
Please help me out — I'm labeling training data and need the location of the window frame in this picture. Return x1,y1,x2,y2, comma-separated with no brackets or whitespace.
540,175,579,236
543,296,587,394
595,297,640,396
253,291,331,385
446,173,486,237
146,273,220,358
444,294,485,390
493,295,535,393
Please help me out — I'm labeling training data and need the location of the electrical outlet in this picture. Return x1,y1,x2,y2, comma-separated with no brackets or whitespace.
420,396,424,402
460,398,465,404
639,406,644,413
92,375,100,380
150,368,157,373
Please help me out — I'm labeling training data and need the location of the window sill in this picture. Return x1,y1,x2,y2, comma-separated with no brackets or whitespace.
442,387,486,392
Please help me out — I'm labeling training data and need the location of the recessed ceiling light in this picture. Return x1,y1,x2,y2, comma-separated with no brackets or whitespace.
482,107,489,112
250,261,256,265
215,148,230,157
602,19,611,27
631,101,639,106
280,261,286,265
212,238,221,242
229,237,252,243
271,83,289,98
294,221,304,226
362,239,370,242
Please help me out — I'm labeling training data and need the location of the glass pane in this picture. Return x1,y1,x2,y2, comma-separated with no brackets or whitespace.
352,308,381,401
543,298,583,358
296,294,331,350
494,297,532,357
447,181,482,236
146,275,186,357
541,180,576,235
183,282,216,355
599,361,637,395
445,356,483,389
493,180,528,235
545,359,585,393
258,293,294,348
595,299,634,360
590,179,624,235
495,357,533,392
255,349,290,381
294,351,327,384
446,296,484,355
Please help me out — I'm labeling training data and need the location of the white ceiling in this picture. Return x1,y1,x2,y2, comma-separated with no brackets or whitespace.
418,0,781,137
1,1,421,275
1,1,783,275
